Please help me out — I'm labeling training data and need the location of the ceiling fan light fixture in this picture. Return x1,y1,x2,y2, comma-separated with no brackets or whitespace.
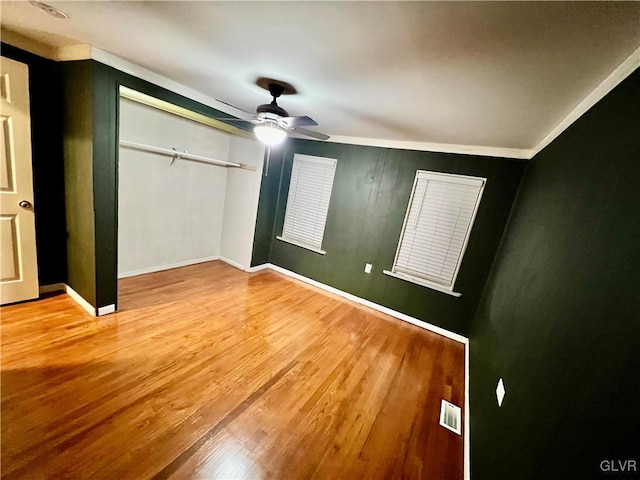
254,123,287,146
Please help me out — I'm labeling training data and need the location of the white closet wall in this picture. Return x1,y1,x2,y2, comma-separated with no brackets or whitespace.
118,98,263,278
220,136,264,269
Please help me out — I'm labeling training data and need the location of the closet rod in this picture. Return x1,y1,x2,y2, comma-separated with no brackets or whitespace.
119,140,255,170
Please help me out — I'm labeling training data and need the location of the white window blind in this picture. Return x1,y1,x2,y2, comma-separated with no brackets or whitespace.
386,171,485,295
277,154,337,254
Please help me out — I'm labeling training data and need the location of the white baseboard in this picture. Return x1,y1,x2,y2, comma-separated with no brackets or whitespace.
39,283,117,317
263,263,469,345
64,284,96,316
117,256,220,279
97,304,116,316
218,256,245,271
40,283,95,316
246,263,271,273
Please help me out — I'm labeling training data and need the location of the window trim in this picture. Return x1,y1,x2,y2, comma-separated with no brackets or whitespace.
276,235,326,255
385,170,486,297
277,153,337,254
383,270,462,297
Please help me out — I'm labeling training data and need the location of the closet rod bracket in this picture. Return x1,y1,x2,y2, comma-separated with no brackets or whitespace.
170,148,187,166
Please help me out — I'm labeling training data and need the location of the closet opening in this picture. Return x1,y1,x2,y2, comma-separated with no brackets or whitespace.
116,87,265,310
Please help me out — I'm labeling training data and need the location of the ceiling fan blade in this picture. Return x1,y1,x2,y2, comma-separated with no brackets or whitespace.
214,98,256,120
281,115,318,127
212,117,252,122
292,126,330,141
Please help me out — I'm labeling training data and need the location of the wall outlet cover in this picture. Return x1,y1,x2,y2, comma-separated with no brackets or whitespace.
496,378,506,407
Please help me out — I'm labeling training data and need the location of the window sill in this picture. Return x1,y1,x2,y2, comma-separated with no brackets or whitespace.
276,236,326,255
382,270,462,298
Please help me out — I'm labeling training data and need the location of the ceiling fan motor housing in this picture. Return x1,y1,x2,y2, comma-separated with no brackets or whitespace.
257,102,289,118
256,82,290,117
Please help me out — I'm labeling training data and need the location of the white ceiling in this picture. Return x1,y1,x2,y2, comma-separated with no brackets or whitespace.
2,1,639,154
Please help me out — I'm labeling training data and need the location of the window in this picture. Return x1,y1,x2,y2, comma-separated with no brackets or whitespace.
384,170,486,297
276,154,337,254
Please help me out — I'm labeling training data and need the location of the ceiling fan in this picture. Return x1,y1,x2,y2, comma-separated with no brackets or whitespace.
216,78,330,146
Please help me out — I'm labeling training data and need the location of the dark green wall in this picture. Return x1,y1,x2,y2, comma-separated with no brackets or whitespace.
92,62,118,308
469,68,640,479
254,140,525,336
62,61,96,306
1,44,67,285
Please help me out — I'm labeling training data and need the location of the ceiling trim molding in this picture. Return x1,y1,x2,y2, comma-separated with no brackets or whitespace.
1,28,90,61
326,136,532,160
91,47,242,119
530,45,640,159
54,44,91,61
1,28,57,60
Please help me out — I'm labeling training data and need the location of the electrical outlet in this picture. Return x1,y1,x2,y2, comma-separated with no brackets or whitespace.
496,378,506,407
364,263,372,274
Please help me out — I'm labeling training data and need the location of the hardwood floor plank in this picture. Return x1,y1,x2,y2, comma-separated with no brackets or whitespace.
152,359,299,480
1,261,464,479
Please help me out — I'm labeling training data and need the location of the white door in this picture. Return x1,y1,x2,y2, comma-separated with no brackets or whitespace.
0,56,39,305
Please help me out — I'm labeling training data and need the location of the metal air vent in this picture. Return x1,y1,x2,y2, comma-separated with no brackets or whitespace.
439,399,462,435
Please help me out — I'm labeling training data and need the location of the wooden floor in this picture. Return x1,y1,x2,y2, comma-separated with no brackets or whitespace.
1,261,465,479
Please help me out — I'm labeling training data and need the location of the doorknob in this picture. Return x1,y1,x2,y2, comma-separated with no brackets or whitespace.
19,200,32,209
